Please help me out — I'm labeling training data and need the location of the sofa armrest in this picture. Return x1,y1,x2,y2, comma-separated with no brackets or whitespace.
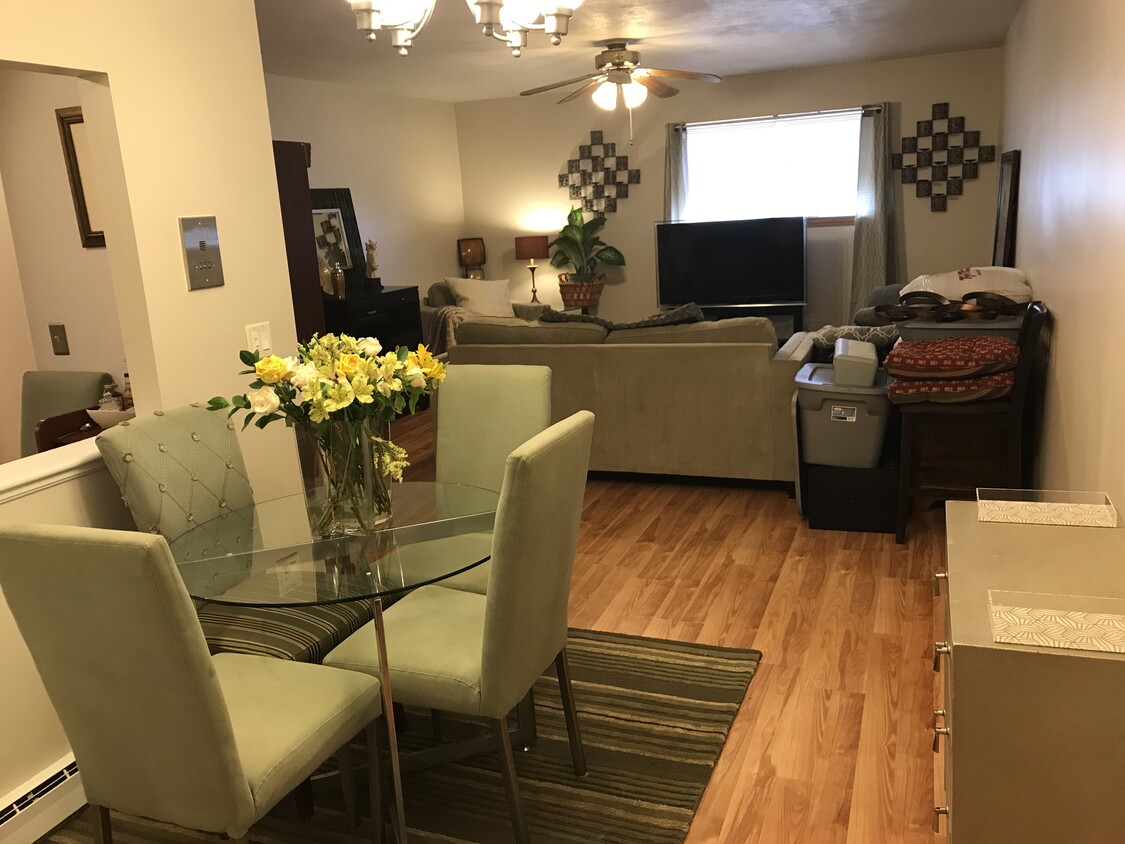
512,302,551,321
773,331,814,363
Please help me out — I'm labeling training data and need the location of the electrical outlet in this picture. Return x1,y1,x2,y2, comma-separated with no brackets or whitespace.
244,322,272,356
48,323,70,355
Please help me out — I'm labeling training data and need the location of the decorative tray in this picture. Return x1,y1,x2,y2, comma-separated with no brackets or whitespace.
976,488,1118,528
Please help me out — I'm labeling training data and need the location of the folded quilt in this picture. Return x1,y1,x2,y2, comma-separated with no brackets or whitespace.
884,335,1019,379
425,305,476,356
888,371,1014,404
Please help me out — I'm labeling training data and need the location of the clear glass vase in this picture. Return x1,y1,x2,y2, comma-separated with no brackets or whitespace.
297,417,395,538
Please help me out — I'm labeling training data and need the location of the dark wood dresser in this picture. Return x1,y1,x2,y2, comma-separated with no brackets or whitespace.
322,285,423,350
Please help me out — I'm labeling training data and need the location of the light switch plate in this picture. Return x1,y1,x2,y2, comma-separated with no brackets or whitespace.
48,323,70,355
180,216,225,291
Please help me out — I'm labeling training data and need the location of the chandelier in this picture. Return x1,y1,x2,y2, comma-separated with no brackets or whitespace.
346,0,585,57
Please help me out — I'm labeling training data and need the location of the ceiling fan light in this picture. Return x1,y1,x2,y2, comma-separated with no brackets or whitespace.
621,79,648,108
379,0,433,28
467,0,504,35
592,80,619,111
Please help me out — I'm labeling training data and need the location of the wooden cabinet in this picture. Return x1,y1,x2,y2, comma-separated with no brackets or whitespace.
322,285,423,350
935,502,1125,843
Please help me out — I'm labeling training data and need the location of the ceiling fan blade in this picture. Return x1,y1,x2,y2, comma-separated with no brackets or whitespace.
557,78,604,104
645,68,722,83
521,72,602,97
637,75,679,98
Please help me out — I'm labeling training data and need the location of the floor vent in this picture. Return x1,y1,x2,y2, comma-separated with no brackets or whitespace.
0,761,79,829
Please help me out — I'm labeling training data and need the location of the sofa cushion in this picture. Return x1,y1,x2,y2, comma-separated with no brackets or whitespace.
446,277,513,317
427,280,458,307
455,316,609,345
604,316,777,345
884,335,1019,379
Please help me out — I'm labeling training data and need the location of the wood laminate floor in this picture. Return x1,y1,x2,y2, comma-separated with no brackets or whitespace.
393,410,944,843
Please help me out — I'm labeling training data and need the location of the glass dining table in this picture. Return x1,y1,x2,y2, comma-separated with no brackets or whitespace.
167,481,500,843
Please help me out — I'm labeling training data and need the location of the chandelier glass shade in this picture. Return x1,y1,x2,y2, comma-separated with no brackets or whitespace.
347,0,582,56
592,78,648,111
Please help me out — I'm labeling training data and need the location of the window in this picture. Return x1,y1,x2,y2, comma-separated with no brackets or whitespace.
678,110,862,222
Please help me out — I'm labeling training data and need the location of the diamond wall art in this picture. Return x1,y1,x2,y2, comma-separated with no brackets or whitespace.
558,130,640,214
893,102,996,212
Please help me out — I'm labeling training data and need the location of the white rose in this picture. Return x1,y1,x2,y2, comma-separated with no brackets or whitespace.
357,337,383,357
281,356,299,380
247,386,280,415
403,365,426,388
290,362,319,388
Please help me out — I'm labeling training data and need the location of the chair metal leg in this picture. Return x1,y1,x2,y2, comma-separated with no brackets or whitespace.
555,649,588,777
367,719,386,843
492,717,530,844
92,804,112,844
338,735,359,828
293,776,314,819
431,708,445,742
514,688,537,751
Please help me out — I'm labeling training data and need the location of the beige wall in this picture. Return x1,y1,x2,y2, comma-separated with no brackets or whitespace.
455,48,1005,322
0,169,36,464
0,70,126,388
265,75,467,287
1003,0,1125,505
0,0,303,810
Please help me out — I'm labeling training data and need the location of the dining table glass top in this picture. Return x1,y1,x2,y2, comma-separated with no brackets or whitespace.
169,481,498,608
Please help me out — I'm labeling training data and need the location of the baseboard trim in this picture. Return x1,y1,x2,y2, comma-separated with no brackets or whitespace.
0,756,84,843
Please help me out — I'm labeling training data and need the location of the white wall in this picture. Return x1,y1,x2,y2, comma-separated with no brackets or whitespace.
0,0,305,814
0,70,126,387
0,168,36,464
454,48,1005,323
265,75,467,287
1003,0,1125,506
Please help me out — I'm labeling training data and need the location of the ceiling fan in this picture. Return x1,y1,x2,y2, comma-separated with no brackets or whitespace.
520,40,721,109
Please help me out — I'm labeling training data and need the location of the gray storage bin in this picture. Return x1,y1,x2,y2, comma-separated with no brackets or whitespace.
896,314,1023,341
796,362,892,469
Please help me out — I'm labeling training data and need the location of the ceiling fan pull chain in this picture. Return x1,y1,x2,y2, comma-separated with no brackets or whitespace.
628,105,635,146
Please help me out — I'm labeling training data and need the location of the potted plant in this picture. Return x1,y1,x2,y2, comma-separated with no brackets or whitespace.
549,207,625,308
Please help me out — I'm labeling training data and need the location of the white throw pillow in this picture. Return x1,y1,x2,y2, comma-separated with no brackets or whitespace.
900,266,1033,303
444,277,514,316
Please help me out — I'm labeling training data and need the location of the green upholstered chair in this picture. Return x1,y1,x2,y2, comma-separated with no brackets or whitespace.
430,363,551,595
0,524,384,843
324,411,595,844
20,369,112,456
96,403,371,662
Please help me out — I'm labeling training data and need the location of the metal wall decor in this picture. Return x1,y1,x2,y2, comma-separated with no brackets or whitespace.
557,130,641,214
892,102,996,212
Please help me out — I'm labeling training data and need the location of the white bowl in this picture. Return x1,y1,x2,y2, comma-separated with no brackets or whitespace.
87,408,136,429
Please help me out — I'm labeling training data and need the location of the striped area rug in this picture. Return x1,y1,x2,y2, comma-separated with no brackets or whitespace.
45,629,760,844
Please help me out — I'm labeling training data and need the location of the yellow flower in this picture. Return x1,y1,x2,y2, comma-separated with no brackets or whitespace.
254,354,290,385
336,353,361,379
308,397,329,424
351,372,376,404
323,378,355,413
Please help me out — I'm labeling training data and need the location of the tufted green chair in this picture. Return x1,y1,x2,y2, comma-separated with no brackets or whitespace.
20,369,112,457
427,363,552,595
96,404,372,663
0,524,384,843
325,411,595,844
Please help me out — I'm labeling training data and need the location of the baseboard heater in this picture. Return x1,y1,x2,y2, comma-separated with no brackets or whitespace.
0,758,82,841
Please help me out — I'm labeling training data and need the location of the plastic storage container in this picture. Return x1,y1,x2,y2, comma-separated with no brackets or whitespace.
896,314,1023,342
796,362,892,469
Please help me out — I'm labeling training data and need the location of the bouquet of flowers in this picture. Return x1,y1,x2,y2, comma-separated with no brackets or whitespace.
210,333,445,535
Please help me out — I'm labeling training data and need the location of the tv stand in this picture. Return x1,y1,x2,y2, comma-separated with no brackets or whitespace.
699,304,805,336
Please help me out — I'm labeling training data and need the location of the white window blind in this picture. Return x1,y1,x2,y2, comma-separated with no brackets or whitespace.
680,110,862,222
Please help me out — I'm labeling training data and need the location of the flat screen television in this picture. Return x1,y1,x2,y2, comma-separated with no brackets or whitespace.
656,217,807,307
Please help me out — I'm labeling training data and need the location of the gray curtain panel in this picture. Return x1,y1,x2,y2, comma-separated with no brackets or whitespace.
664,123,687,221
849,102,899,318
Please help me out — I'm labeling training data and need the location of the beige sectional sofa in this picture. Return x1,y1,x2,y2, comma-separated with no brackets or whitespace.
448,316,814,482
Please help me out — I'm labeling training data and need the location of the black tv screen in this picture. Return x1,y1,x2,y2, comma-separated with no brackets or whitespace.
656,217,807,307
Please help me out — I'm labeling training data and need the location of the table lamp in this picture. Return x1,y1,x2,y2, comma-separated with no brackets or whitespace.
514,235,550,303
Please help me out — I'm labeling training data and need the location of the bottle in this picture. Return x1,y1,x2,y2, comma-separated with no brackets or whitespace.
332,262,347,298
98,385,123,412
121,371,134,410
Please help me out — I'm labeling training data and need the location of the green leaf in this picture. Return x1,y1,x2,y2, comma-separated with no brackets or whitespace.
238,349,259,367
255,416,272,429
241,414,255,431
595,245,626,266
232,395,250,409
567,207,584,228
207,396,230,410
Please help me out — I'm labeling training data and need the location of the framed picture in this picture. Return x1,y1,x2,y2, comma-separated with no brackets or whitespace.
55,106,105,248
992,150,1021,267
310,187,365,293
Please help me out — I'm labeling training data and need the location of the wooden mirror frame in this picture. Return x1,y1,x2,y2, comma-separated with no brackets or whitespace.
55,106,105,249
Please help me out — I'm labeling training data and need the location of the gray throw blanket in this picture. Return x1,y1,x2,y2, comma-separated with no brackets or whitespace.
425,306,476,355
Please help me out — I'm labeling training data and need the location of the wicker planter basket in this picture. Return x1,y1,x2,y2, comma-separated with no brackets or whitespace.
558,273,605,308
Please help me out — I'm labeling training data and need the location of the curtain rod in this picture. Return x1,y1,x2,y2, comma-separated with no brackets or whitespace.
675,104,881,131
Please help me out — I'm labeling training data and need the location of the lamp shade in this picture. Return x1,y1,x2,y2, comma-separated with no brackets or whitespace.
514,235,550,260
